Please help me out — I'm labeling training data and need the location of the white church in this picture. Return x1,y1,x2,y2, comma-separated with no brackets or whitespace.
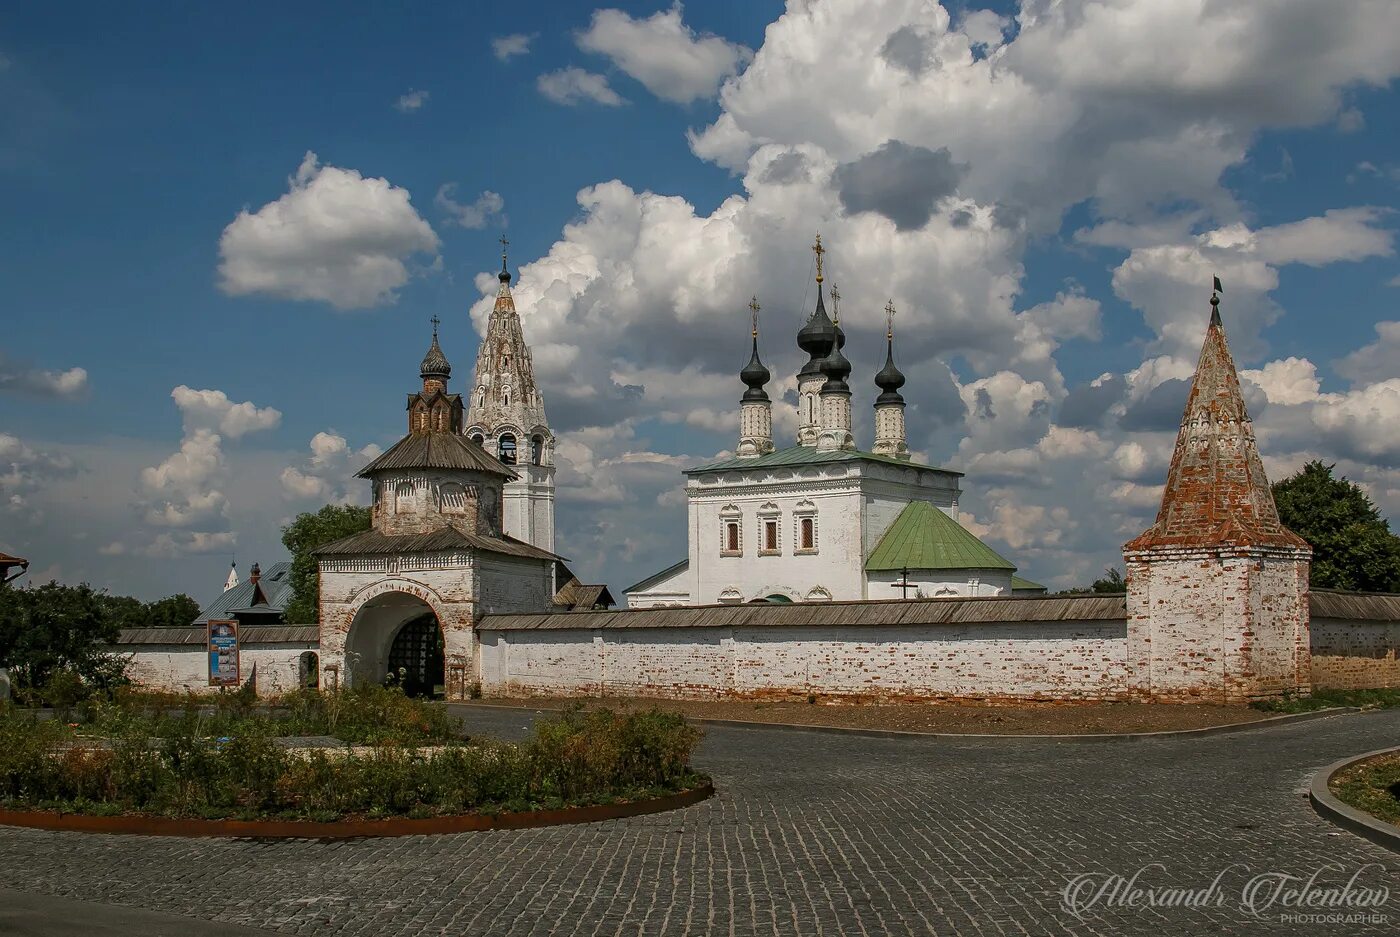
625,237,1042,608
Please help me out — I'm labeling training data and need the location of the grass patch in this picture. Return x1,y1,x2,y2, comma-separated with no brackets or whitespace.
1250,687,1400,714
1330,753,1400,826
0,694,706,821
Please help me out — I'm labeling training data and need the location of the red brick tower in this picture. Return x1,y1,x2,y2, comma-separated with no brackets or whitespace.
1123,284,1312,702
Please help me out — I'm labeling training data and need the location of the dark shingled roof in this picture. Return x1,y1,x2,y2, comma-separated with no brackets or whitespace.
313,524,559,562
481,593,1130,631
114,625,318,646
358,432,516,479
194,561,292,625
1310,589,1400,621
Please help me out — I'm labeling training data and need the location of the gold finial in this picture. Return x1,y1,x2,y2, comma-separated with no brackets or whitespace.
829,284,840,324
884,299,896,340
430,314,441,337
812,233,825,284
748,296,761,337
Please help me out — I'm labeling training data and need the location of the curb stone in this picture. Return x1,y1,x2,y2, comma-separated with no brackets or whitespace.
1309,746,1400,854
448,700,1355,743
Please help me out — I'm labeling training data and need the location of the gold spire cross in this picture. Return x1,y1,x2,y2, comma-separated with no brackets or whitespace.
749,296,761,337
430,314,441,336
884,299,896,339
829,284,840,323
812,233,825,284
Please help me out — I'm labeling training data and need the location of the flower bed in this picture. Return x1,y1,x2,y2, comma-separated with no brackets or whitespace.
0,690,706,822
1329,751,1400,827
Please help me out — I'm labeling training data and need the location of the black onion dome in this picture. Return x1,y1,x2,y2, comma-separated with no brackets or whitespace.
420,330,451,380
499,260,512,284
740,336,771,402
796,290,837,377
820,337,852,395
875,336,905,405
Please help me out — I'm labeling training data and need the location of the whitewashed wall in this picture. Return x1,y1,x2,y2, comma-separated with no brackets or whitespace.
478,620,1130,702
122,644,315,696
865,568,1013,599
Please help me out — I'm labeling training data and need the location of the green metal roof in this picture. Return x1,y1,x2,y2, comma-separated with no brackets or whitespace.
865,502,1015,572
685,446,962,476
1011,574,1047,592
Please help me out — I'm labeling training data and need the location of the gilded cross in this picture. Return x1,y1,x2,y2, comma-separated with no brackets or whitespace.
884,299,896,339
748,295,761,337
812,233,825,283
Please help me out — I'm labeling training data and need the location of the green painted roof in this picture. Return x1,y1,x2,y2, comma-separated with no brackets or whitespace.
685,445,962,476
865,502,1015,572
1011,574,1047,592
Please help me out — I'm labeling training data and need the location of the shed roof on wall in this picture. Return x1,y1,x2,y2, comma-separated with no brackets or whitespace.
480,593,1129,631
1310,589,1400,621
114,625,319,646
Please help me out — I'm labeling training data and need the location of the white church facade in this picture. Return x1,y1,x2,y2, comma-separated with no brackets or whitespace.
626,239,1031,608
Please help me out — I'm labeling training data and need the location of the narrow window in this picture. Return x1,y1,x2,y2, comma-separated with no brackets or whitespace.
801,517,814,550
531,434,544,465
394,481,414,514
764,521,777,552
498,433,517,465
726,523,739,552
469,433,484,448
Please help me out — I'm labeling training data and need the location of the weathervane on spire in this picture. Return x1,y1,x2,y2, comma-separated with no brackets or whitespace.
749,296,761,337
829,284,841,324
885,299,896,340
1210,274,1223,325
812,233,825,284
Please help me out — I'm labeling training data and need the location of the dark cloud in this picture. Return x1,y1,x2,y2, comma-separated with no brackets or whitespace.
1118,378,1190,432
972,387,995,421
834,140,963,231
759,150,809,185
1058,374,1126,428
879,25,937,75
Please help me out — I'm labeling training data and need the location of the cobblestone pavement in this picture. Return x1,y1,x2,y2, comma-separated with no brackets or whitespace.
1,707,1398,937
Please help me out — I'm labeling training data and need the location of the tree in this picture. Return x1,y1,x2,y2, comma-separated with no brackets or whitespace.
1272,461,1400,592
282,504,372,623
0,580,126,694
1057,567,1126,595
99,592,202,629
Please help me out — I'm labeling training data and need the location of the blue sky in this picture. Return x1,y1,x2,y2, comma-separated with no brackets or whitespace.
3,1,1399,605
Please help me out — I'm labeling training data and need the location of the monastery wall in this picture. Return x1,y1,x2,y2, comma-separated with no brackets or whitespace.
120,643,314,697
478,598,1131,702
1308,590,1400,689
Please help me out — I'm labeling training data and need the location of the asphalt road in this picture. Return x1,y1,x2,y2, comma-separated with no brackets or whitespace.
0,705,1397,936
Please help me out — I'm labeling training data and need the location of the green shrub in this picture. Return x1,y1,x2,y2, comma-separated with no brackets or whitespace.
0,702,704,820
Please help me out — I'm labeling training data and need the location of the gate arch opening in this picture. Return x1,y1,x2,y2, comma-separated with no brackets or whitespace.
343,591,445,696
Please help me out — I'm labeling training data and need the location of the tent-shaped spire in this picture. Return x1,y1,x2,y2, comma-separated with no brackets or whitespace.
1125,288,1308,552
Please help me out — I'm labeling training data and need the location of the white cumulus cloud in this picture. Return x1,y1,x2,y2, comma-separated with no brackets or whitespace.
576,3,752,104
218,151,440,310
537,67,626,107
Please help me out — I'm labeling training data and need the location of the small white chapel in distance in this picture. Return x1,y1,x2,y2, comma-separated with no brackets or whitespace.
625,237,1043,608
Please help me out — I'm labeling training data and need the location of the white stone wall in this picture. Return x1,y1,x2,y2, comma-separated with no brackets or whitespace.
503,462,555,552
796,376,823,446
625,563,692,608
372,468,502,537
478,620,1130,701
1311,617,1400,689
737,401,773,457
865,568,1013,599
1124,546,1309,702
872,404,907,458
121,644,315,697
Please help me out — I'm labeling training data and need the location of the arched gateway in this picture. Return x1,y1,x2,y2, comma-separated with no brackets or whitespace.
313,317,561,699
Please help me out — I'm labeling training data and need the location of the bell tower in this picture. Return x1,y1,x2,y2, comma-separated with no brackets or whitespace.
464,238,556,552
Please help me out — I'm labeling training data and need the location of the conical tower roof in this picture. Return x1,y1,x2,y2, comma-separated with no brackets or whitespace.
1125,292,1308,552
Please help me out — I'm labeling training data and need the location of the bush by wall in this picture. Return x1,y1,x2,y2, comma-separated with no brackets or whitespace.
0,691,705,821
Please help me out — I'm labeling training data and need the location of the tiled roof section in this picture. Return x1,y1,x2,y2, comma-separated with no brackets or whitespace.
312,525,559,562
194,562,292,625
686,445,962,476
0,551,28,565
865,501,1015,572
1125,301,1309,552
357,431,516,479
481,593,1128,631
114,625,318,646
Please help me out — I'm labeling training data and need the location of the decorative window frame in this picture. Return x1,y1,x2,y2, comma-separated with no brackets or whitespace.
719,504,743,557
393,480,415,514
718,587,744,604
805,585,832,602
758,502,781,556
794,500,819,555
